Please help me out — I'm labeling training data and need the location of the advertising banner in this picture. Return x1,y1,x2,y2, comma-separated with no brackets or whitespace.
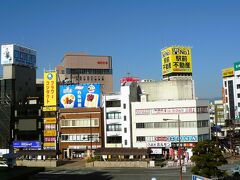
13,141,41,148
44,72,57,107
59,84,101,108
1,44,36,67
222,67,234,77
161,46,192,75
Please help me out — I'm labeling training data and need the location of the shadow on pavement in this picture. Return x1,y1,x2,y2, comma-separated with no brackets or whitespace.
30,171,113,180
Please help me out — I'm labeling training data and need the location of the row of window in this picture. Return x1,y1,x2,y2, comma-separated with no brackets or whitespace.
71,75,105,82
61,118,99,127
65,68,112,75
61,133,99,142
14,50,36,63
106,112,121,119
136,120,209,129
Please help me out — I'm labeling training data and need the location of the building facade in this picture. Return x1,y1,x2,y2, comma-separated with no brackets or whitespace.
131,99,210,158
56,53,113,94
59,108,104,159
102,82,139,148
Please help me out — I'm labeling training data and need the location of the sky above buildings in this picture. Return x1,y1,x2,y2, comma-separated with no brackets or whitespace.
1,0,240,99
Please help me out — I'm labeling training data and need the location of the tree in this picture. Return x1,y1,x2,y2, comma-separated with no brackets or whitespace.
191,140,227,178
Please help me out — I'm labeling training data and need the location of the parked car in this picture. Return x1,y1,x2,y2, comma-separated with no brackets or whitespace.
0,161,8,167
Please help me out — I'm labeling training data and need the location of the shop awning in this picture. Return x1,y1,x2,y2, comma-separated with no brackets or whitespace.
95,148,150,156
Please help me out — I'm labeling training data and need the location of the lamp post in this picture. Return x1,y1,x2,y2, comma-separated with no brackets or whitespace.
163,114,182,180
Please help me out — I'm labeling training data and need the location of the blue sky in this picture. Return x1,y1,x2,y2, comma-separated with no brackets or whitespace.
1,0,240,99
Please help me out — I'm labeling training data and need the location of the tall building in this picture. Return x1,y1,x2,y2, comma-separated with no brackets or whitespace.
56,53,113,94
0,44,37,149
222,67,236,120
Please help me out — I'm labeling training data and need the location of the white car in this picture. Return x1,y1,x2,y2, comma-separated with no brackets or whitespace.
0,161,8,167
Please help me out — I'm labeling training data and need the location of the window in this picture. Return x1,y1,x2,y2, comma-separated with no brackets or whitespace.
123,104,126,109
225,81,227,87
125,140,127,145
106,100,121,107
237,84,240,89
124,115,127,121
238,94,240,98
107,136,122,143
226,97,228,102
225,89,227,95
136,136,145,142
124,128,127,133
238,103,240,107
136,123,144,128
106,112,121,119
107,124,122,131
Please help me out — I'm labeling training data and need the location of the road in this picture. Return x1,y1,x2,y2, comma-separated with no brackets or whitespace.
30,167,192,180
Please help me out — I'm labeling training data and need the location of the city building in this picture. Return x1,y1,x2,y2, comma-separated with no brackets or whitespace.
59,107,103,159
56,53,113,94
222,67,235,120
58,83,103,159
0,44,37,149
102,82,139,148
131,99,210,159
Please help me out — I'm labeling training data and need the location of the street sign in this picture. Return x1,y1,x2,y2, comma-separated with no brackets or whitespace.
182,165,186,173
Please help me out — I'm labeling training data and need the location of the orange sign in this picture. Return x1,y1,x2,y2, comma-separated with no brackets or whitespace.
44,118,57,124
44,130,56,137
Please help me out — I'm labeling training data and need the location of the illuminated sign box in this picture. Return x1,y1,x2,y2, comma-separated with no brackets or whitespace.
13,141,41,148
44,130,56,137
43,142,56,147
44,72,57,107
44,118,57,124
43,106,57,112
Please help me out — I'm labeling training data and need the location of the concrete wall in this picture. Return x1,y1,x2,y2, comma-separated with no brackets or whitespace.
16,160,57,167
139,79,195,101
86,161,148,168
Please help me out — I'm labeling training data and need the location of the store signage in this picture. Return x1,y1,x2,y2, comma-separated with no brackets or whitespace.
222,67,234,77
13,141,41,148
44,72,57,107
168,135,198,142
44,118,57,124
43,106,57,112
155,136,168,141
59,84,101,108
146,141,171,148
150,148,162,154
43,142,56,147
44,130,56,137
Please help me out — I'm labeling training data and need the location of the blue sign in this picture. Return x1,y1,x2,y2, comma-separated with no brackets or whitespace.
192,175,211,180
13,141,41,148
59,84,101,108
168,135,198,142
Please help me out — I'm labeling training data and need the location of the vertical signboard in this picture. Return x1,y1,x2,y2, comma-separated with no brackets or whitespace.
44,71,57,107
234,61,240,71
161,46,192,76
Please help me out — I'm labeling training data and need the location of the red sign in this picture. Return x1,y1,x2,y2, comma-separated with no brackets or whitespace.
97,61,108,64
155,136,168,141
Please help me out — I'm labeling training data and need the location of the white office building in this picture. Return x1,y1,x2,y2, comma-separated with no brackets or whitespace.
131,99,210,157
102,82,138,148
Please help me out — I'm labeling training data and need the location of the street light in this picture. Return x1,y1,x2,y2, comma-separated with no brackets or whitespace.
163,114,182,180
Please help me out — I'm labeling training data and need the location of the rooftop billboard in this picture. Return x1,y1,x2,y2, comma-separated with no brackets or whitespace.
59,84,101,108
222,67,234,77
1,44,36,67
161,46,192,76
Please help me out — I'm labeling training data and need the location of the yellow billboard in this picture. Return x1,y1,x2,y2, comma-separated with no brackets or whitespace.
44,130,56,137
44,118,57,124
44,71,57,107
161,46,192,75
43,142,56,147
222,67,234,77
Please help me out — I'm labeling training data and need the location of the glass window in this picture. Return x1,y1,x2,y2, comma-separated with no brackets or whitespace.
237,84,240,89
136,136,145,142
